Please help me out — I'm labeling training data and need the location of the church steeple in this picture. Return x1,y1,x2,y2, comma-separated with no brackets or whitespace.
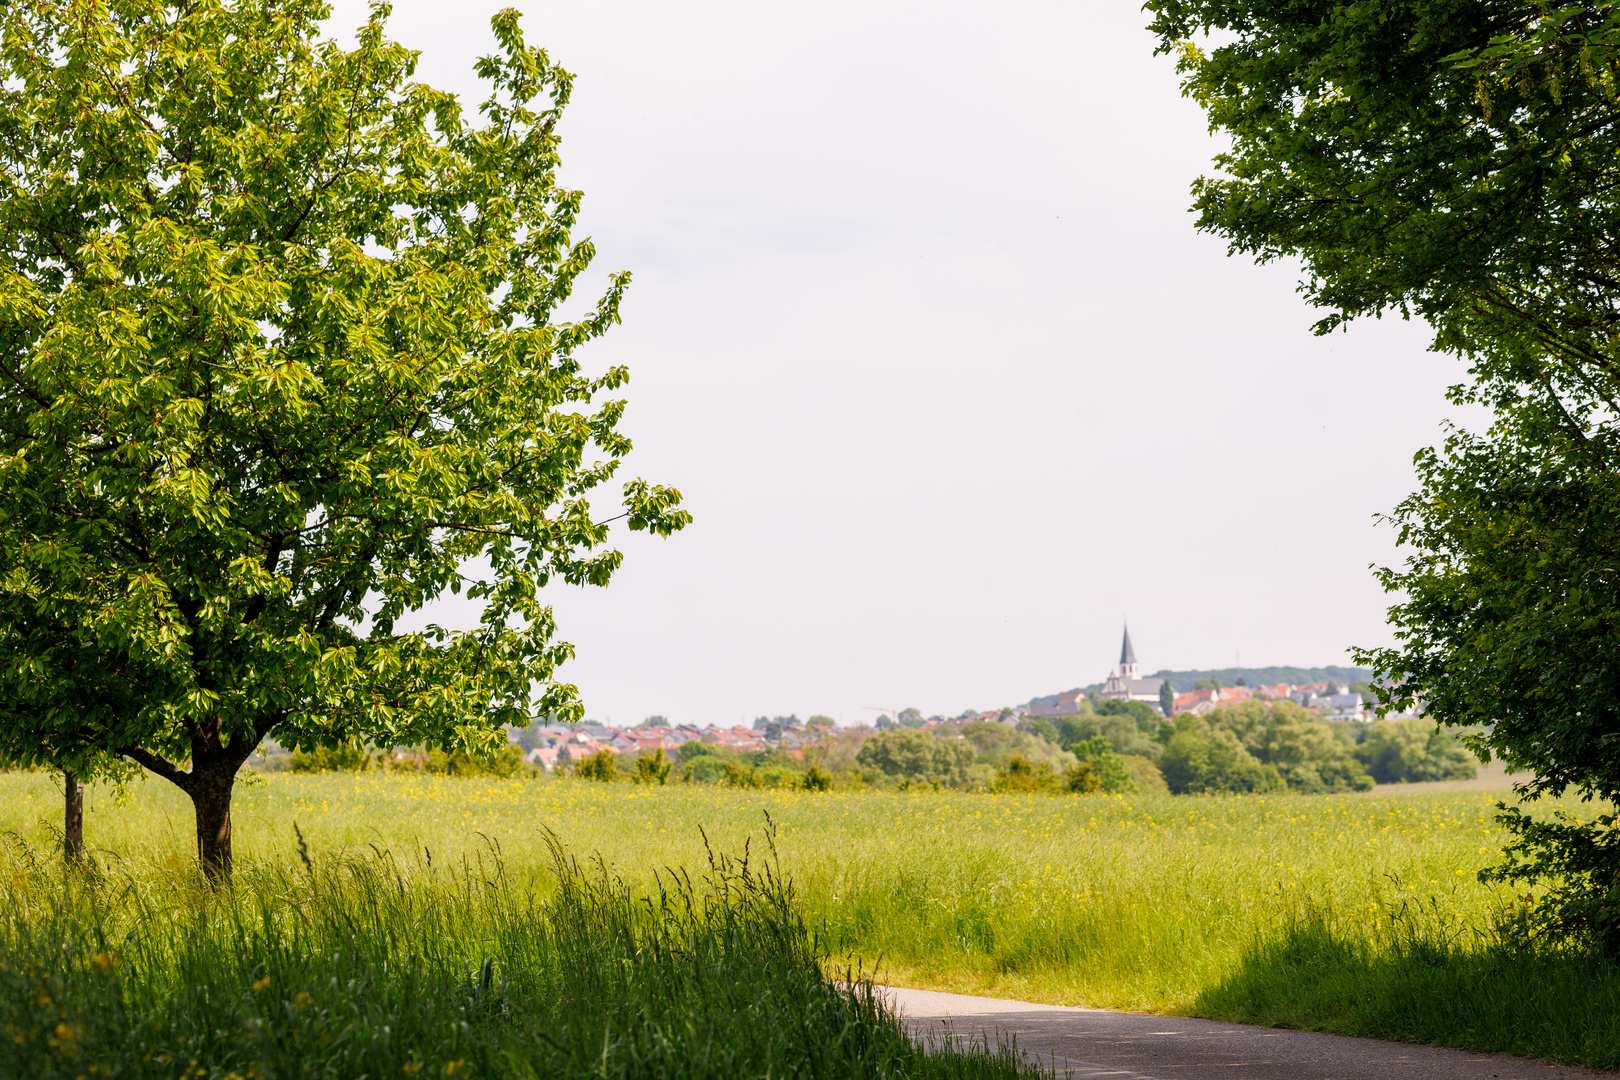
1119,625,1139,680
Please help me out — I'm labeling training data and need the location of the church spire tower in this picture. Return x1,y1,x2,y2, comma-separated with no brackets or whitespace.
1119,624,1139,680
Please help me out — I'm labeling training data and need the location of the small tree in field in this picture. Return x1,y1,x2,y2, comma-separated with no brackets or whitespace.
0,0,687,876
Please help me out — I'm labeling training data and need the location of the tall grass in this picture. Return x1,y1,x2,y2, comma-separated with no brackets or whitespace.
6,773,1620,1069
0,814,1036,1079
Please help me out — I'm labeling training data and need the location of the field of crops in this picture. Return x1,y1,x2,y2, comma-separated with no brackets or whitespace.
4,770,1619,1071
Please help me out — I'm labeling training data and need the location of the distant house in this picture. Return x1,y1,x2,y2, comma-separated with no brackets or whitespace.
1099,627,1165,713
1030,691,1085,717
1172,689,1218,714
527,746,561,771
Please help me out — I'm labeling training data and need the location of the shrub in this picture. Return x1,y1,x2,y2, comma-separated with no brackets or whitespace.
429,743,526,779
1069,736,1139,793
684,757,727,784
1063,760,1101,793
802,765,832,792
575,749,619,782
633,753,672,786
289,744,373,773
723,762,763,789
993,753,1058,793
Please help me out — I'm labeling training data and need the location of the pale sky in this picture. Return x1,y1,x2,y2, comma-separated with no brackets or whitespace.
328,0,1479,727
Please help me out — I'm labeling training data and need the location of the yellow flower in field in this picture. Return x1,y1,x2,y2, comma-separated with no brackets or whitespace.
293,992,313,1009
253,977,271,991
446,1060,466,1075
90,951,116,971
403,1065,421,1076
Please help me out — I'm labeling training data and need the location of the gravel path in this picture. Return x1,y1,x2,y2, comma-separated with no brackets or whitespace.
880,985,1610,1079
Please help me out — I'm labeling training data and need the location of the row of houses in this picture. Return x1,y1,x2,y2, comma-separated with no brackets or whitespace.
1030,626,1379,723
1169,682,1368,721
512,722,824,771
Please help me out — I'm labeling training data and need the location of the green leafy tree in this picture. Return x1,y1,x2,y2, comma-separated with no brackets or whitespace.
1213,700,1373,793
1017,716,1061,745
1157,715,1284,795
1054,713,1159,760
855,729,974,786
1159,680,1175,718
897,707,925,729
639,716,670,729
1144,0,1620,941
1356,718,1477,784
1095,699,1160,733
677,740,720,762
0,0,687,875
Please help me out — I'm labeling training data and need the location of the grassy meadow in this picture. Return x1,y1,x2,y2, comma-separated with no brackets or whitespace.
5,770,1620,1071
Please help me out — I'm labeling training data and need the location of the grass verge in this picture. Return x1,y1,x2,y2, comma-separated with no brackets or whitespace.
6,773,1620,1071
0,819,1036,1079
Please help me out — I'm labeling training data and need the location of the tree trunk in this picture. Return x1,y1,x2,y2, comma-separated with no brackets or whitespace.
189,765,236,879
63,770,83,862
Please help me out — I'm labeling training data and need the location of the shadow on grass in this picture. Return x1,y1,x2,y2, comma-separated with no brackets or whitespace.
1192,919,1620,1071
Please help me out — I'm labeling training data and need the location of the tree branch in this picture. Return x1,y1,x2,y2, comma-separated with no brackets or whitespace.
119,745,190,790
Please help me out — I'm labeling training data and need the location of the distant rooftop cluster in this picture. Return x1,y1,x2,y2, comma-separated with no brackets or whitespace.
1027,625,1396,724
509,719,830,771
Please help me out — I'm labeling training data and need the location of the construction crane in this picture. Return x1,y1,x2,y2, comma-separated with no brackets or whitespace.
862,705,900,727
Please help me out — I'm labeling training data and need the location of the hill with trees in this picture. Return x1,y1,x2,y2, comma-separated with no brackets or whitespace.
1031,665,1375,706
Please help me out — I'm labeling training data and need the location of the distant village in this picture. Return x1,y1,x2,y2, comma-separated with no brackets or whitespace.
509,626,1391,772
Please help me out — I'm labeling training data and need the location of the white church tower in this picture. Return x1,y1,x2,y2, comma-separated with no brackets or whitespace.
1118,625,1140,680
1101,623,1165,711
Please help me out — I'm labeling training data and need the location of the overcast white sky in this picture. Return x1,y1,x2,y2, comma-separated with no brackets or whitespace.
328,0,1479,726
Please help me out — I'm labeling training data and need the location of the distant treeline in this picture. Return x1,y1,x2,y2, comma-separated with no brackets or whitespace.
1033,665,1377,704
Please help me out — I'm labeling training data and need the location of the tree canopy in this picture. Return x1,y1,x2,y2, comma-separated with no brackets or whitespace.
1144,0,1620,946
0,0,687,873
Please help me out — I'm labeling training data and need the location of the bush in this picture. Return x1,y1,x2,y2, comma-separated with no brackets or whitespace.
1069,736,1138,793
575,749,619,782
993,753,1058,793
723,762,763,789
802,765,832,792
685,756,727,784
429,743,526,779
634,753,672,786
1063,760,1101,793
289,743,373,773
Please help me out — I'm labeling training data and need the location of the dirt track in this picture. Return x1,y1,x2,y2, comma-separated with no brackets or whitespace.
882,985,1609,1079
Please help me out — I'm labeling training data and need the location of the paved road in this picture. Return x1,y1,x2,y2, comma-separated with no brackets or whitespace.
881,986,1608,1079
